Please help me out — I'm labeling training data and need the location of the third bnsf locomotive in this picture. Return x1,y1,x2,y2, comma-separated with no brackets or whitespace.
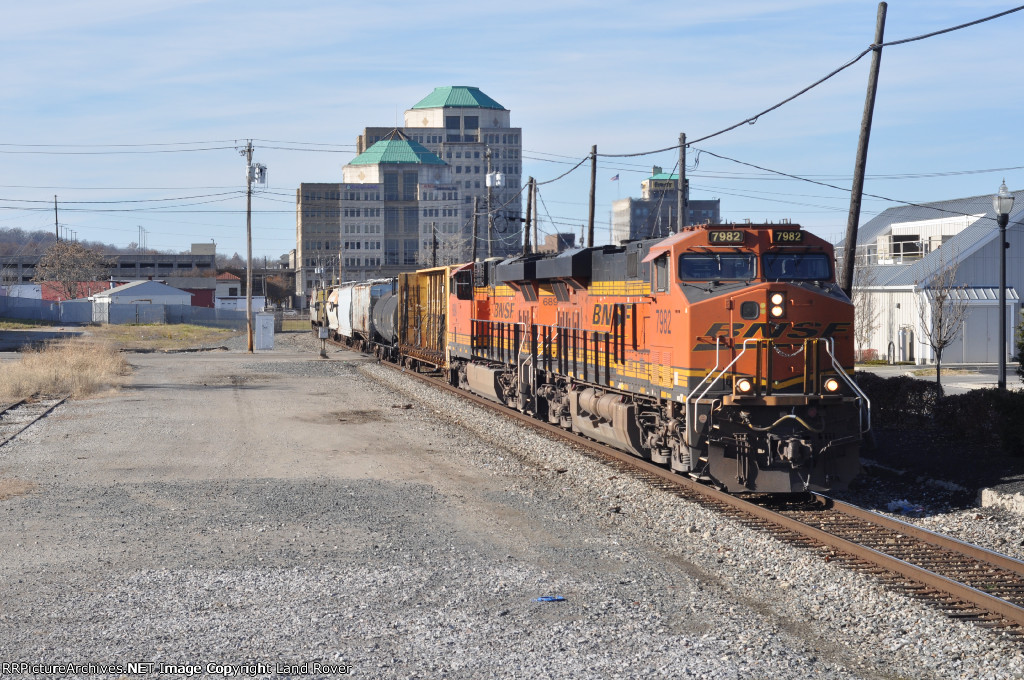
315,223,870,494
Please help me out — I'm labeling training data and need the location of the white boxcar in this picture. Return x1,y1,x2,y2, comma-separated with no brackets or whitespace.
327,282,357,340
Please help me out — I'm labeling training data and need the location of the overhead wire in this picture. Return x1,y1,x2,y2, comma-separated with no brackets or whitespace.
595,5,1024,158
696,147,1009,228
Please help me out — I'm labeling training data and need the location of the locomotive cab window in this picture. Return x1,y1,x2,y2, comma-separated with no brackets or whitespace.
654,254,669,292
678,253,756,282
453,270,473,300
762,253,831,282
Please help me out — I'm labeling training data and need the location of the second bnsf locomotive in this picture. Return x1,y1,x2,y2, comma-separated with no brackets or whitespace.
317,223,869,494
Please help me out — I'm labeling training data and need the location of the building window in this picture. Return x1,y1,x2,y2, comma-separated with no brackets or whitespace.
383,172,399,200
404,207,419,234
385,208,399,233
403,173,417,201
403,239,418,265
446,116,460,130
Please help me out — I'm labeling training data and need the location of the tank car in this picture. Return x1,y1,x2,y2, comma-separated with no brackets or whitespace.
351,279,398,351
316,279,398,349
444,223,869,494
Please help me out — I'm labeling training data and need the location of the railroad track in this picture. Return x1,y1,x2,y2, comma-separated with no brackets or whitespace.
337,341,1024,641
0,397,66,449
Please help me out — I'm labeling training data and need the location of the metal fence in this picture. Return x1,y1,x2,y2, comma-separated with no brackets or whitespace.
1,297,249,330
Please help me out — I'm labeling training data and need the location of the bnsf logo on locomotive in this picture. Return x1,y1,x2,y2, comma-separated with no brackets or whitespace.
592,304,631,327
699,320,851,344
493,302,516,320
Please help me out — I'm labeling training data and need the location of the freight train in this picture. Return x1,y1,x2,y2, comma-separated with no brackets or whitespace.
311,223,870,494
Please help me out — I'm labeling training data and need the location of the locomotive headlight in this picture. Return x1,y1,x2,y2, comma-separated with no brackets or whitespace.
735,377,754,394
823,377,840,393
770,305,785,318
770,292,784,305
769,292,786,318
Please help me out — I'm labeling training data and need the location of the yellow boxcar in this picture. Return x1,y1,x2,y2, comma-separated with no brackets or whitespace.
398,266,451,369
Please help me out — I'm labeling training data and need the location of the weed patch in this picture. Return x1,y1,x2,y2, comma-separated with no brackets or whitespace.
0,340,130,399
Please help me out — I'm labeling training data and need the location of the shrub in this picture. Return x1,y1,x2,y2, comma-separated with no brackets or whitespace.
855,372,941,429
855,348,879,362
935,389,1024,456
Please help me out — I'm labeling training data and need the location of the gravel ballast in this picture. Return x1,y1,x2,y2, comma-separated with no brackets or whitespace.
0,331,1022,679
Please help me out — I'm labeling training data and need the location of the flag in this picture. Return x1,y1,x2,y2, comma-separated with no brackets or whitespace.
610,174,619,181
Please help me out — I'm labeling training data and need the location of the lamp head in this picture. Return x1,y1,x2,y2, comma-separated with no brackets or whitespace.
994,180,1015,217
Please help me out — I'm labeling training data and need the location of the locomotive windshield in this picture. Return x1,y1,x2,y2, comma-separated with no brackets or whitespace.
762,252,832,281
678,253,756,281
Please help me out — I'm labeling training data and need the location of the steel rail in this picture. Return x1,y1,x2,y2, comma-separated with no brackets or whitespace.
821,495,1024,579
0,397,66,449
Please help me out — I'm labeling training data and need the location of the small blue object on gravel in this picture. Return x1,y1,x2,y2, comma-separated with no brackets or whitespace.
535,596,565,602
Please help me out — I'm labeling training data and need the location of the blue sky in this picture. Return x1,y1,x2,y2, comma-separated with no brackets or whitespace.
1,1,1022,259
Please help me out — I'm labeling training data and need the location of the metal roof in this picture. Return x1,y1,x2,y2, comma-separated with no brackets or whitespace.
349,129,446,167
945,287,1019,301
410,86,505,110
92,280,190,298
851,189,1024,288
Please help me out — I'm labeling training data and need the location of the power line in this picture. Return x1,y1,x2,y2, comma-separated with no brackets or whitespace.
594,5,1024,159
0,146,238,155
696,147,1009,228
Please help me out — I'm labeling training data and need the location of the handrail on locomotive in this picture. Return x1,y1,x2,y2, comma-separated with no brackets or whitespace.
685,335,870,442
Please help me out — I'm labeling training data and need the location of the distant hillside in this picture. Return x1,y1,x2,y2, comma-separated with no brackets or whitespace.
0,228,185,258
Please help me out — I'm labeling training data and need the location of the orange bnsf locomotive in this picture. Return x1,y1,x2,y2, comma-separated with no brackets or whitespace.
331,223,870,494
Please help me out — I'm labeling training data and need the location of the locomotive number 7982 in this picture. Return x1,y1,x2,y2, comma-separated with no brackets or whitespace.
656,309,672,334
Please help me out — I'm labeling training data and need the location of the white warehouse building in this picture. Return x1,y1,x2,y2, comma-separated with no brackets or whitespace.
845,188,1024,365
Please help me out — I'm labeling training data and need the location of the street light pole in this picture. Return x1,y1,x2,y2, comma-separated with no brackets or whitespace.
994,180,1015,390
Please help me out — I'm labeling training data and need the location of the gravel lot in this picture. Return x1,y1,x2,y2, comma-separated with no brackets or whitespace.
0,330,1022,679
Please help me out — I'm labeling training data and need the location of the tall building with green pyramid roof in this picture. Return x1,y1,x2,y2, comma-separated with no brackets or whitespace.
296,87,523,293
351,86,523,273
337,129,461,280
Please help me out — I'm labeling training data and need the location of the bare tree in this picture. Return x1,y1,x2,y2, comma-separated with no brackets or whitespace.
852,262,881,362
32,241,112,301
916,252,969,390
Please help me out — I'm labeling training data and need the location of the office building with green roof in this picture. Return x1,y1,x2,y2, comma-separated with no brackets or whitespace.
296,86,523,293
336,129,464,282
355,86,523,262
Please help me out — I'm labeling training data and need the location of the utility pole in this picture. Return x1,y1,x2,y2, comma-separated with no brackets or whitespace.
840,1,887,298
532,179,538,253
238,140,266,353
54,196,59,241
486,148,493,258
243,141,254,353
431,222,438,267
587,145,596,247
472,197,479,262
524,176,534,255
677,133,686,233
